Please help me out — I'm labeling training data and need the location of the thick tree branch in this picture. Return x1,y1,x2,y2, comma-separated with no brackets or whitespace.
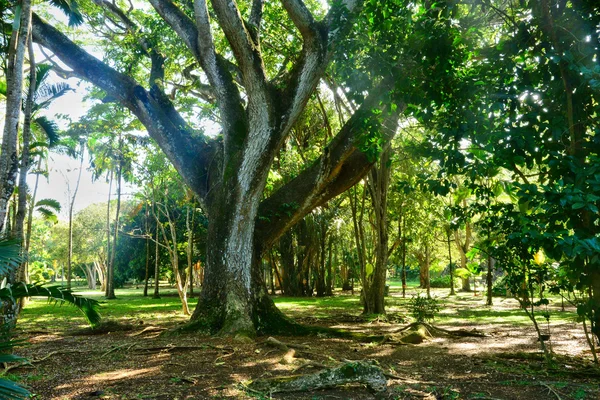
276,0,363,142
281,0,318,40
31,14,212,202
209,0,268,100
255,84,403,250
147,0,200,61
248,0,264,39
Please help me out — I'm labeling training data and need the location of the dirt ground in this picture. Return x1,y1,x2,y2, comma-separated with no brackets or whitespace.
10,294,600,400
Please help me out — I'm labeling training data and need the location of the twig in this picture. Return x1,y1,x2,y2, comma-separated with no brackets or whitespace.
541,383,563,400
101,343,131,358
129,326,167,336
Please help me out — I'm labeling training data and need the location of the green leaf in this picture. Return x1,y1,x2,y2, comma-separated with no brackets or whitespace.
0,284,101,327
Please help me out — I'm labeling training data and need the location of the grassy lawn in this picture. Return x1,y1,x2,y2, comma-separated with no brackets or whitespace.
17,280,579,333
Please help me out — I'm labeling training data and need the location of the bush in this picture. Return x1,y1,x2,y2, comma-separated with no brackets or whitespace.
409,294,440,322
429,275,461,288
492,276,508,297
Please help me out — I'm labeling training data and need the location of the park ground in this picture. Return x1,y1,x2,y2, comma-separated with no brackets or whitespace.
6,280,600,400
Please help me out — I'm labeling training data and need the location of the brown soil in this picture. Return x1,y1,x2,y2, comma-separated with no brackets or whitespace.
9,295,600,400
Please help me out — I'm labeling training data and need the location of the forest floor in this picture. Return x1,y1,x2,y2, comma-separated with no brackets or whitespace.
8,282,600,400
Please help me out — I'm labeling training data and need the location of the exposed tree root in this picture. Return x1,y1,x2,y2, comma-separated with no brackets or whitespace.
129,326,166,336
1,349,87,374
246,360,388,394
133,344,233,355
101,343,137,358
540,383,563,400
394,322,486,338
68,320,135,336
176,300,386,342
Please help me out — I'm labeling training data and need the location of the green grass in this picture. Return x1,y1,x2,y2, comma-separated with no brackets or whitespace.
18,287,188,332
17,282,580,333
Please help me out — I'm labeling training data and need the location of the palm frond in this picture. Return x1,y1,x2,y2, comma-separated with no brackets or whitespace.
47,0,84,26
29,141,50,150
33,83,72,112
0,239,22,277
33,117,61,147
0,283,101,327
0,354,26,364
0,378,30,399
34,64,53,93
0,338,29,399
35,198,61,212
36,207,58,223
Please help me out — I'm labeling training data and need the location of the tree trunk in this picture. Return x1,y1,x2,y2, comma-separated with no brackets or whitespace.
363,146,391,315
455,230,471,292
191,193,263,336
186,204,195,297
15,34,35,290
105,168,113,297
486,255,494,306
23,156,43,284
156,200,190,315
0,0,31,235
279,230,296,296
315,220,327,297
14,33,35,240
143,207,150,297
106,152,122,299
67,144,84,290
447,229,455,296
152,224,160,299
325,235,333,296
402,216,407,298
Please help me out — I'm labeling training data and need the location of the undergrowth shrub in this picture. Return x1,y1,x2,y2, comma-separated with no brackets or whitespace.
409,294,440,322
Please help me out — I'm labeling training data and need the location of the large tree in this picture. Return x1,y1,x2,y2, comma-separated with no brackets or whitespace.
31,0,404,336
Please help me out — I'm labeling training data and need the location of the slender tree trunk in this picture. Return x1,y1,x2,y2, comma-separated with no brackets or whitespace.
425,243,431,299
67,144,84,290
143,206,150,296
15,34,35,285
23,156,43,283
448,229,455,295
186,204,195,297
106,156,122,299
486,255,494,306
105,169,113,297
152,222,160,299
363,146,391,314
402,216,407,298
0,0,32,235
325,235,333,296
268,251,276,295
157,200,190,315
316,221,327,297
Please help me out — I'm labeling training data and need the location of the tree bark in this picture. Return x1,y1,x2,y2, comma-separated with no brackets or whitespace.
105,168,113,297
363,146,391,314
143,206,150,297
0,0,32,235
106,137,123,300
67,144,84,290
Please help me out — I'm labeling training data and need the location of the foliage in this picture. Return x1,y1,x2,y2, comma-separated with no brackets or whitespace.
409,294,440,323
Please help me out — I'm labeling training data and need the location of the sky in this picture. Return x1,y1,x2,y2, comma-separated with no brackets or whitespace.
0,76,136,220
30,80,137,219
